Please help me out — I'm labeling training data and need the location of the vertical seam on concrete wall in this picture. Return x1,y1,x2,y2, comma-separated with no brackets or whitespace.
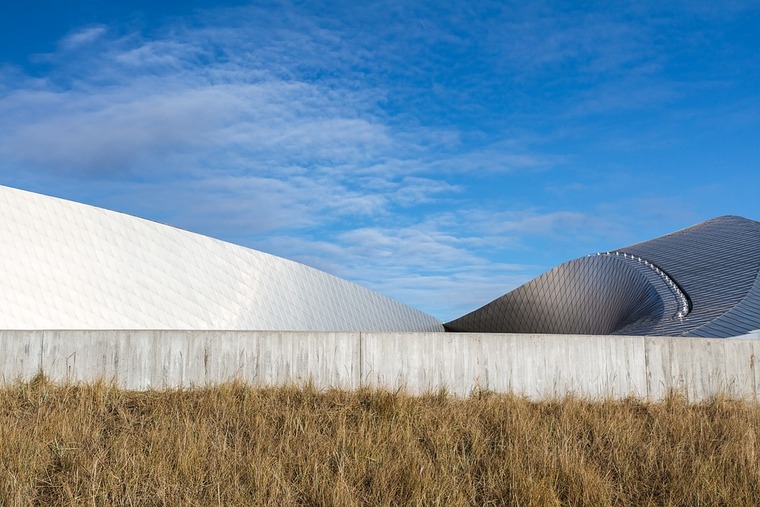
751,343,757,401
722,340,732,398
358,332,363,388
644,337,651,401
39,330,45,376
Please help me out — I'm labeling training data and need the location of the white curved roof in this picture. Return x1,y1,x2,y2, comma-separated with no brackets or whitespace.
0,186,443,331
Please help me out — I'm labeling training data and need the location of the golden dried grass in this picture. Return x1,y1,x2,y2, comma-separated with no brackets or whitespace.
1,375,758,506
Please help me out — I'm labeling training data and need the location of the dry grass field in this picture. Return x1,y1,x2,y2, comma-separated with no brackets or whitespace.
1,375,759,506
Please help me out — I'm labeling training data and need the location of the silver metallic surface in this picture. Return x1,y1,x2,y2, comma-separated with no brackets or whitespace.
446,216,760,338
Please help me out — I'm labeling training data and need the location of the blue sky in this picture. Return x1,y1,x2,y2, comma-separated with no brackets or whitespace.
1,1,758,321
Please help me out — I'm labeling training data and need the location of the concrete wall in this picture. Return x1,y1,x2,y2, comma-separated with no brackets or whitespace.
0,330,757,401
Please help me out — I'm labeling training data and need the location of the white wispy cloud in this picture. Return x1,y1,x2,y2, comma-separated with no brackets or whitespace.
258,220,542,321
59,26,108,51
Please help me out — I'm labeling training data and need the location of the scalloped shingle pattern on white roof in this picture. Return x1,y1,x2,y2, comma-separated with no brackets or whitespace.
0,186,443,332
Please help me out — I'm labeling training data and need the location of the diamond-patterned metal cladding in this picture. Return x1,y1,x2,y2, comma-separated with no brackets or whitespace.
0,186,443,332
446,216,760,338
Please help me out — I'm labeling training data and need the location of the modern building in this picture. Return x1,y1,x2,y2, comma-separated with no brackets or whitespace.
445,215,760,338
1,185,758,337
0,185,443,331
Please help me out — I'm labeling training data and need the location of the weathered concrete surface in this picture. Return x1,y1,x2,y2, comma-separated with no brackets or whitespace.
38,330,359,390
360,333,649,398
0,329,42,383
0,330,757,401
645,336,759,401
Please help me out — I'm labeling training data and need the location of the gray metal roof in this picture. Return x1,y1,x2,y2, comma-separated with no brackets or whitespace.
445,216,760,338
